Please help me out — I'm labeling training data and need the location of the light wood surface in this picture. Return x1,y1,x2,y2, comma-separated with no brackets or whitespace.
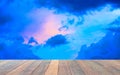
0,60,120,75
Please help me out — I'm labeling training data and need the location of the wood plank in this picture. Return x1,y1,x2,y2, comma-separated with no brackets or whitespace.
31,60,51,75
0,61,10,66
6,60,35,75
0,60,26,75
67,60,85,75
77,61,98,75
95,60,120,75
45,60,59,75
0,60,119,75
83,61,113,75
0,60,8,64
58,60,72,75
19,60,42,75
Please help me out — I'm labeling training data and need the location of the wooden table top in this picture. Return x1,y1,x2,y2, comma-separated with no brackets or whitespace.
0,60,120,75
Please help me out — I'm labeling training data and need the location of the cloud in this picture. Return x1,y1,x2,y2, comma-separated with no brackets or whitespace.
22,7,73,44
32,43,77,59
0,0,36,34
106,16,120,32
31,6,120,59
77,32,120,59
36,0,120,14
0,0,40,59
110,16,120,25
66,6,120,46
0,0,120,59
28,37,38,45
0,35,40,59
45,34,68,47
0,14,11,25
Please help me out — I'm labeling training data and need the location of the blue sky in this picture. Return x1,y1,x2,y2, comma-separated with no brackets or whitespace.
0,0,120,59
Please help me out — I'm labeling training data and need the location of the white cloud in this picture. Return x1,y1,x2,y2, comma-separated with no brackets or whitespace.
31,5,120,59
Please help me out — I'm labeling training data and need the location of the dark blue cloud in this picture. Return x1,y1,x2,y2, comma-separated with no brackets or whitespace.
106,16,120,32
110,16,120,25
0,0,41,59
108,0,120,7
36,0,120,14
0,35,40,59
106,27,120,32
77,32,120,59
28,37,38,45
45,34,68,47
0,0,34,34
0,14,11,25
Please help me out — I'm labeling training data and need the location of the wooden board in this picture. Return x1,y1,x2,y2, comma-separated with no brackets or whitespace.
0,60,120,75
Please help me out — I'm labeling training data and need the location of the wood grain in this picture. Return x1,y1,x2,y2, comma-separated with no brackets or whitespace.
0,60,119,75
6,60,34,75
45,60,59,75
58,60,72,75
31,60,50,75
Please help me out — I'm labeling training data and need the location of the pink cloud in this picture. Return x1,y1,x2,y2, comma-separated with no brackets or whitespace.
21,8,72,44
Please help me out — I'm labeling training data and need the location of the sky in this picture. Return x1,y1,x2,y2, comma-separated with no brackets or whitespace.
0,0,120,59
